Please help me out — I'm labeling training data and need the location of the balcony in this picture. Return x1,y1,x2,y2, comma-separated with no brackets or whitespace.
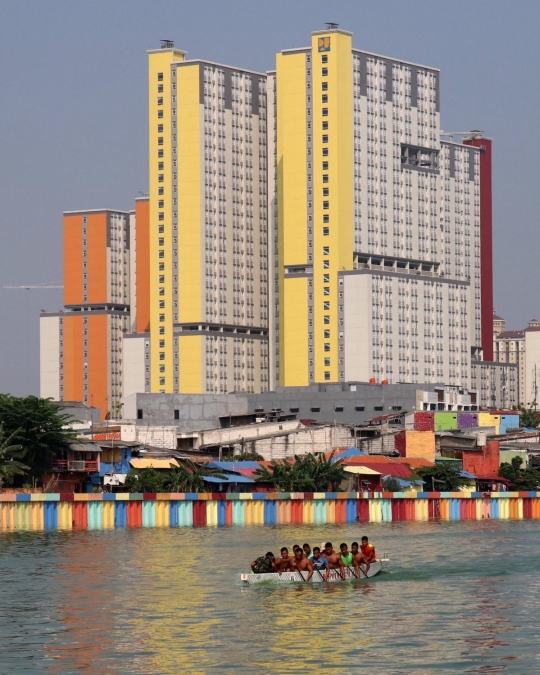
50,460,99,472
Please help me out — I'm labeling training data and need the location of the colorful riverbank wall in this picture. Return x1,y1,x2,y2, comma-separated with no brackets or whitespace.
1,492,540,530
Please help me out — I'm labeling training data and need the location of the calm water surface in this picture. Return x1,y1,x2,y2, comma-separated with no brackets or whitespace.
1,520,540,674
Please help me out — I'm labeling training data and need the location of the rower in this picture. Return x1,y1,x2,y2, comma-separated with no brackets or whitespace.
251,551,275,574
310,546,328,578
291,548,314,582
322,541,345,580
275,547,293,574
303,543,313,559
360,536,376,567
339,543,356,577
351,541,369,577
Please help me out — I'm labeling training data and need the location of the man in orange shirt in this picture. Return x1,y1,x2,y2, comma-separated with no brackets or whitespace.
360,536,376,568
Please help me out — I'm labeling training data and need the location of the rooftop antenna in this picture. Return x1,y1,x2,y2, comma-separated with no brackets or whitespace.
325,22,339,29
160,39,174,49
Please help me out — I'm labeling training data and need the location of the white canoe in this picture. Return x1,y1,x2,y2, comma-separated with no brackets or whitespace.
236,559,388,585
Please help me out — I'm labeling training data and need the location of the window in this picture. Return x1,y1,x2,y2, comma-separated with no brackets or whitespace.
311,407,321,413
322,147,329,157
324,302,330,310
323,188,329,196
159,250,164,258
323,201,329,210
324,343,331,353
322,67,328,76
324,358,331,367
157,97,163,105
323,260,330,269
335,406,344,412
158,110,163,119
322,108,328,117
159,314,165,322
158,213,164,221
324,330,330,338
159,365,165,373
324,316,330,324
322,134,328,143
322,161,329,170
158,162,164,170
159,326,165,334
158,187,164,196
323,246,330,255
158,237,164,246
290,407,300,413
323,287,330,296
322,55,328,64
324,371,331,381
322,81,328,91
137,409,143,419
157,72,164,81
322,94,328,103
159,275,165,283
374,406,384,412
159,262,165,271
158,84,163,93
323,214,329,223
322,121,328,130
158,173,164,182
159,339,165,347
323,174,329,183
174,409,180,420
323,274,330,283
159,288,165,296
158,138,163,146
323,227,329,236
159,377,165,386
355,406,365,412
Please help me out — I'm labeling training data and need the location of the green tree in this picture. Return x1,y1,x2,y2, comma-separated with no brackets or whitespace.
512,405,538,429
0,395,75,486
124,467,166,493
222,451,264,461
163,460,227,492
413,463,470,492
0,425,29,490
499,456,540,490
254,453,347,492
382,477,403,492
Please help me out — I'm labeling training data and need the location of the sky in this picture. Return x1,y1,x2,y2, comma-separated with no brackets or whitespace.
1,0,539,396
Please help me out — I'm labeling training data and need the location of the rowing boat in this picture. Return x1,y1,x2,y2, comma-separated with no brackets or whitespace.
236,559,388,585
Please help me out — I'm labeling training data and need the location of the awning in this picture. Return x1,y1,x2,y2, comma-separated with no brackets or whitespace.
382,475,425,488
203,474,255,484
68,443,102,453
103,474,126,486
129,458,179,469
344,466,382,476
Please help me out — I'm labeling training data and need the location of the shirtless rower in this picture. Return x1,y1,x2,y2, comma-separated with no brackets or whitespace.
275,547,294,574
351,541,369,577
291,547,314,582
322,541,345,581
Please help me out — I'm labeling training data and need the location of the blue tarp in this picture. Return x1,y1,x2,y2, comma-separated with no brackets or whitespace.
331,447,366,463
203,474,255,484
382,475,425,488
459,470,477,479
207,461,261,471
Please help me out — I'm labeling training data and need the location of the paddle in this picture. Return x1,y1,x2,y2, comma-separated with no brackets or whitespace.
297,569,307,583
346,565,358,579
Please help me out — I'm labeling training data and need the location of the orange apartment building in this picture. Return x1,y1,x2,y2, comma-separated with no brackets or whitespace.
40,199,149,420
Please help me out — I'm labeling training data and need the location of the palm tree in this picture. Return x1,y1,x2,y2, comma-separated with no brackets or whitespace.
163,460,227,493
254,453,346,492
0,425,29,490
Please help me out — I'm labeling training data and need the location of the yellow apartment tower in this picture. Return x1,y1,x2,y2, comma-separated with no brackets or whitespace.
147,40,270,395
271,27,478,388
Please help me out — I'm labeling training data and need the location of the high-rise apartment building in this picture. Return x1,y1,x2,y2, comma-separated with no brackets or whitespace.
40,204,149,419
146,42,270,396
270,27,483,389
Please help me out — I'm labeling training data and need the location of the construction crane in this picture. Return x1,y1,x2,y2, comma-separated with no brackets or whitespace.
4,284,63,290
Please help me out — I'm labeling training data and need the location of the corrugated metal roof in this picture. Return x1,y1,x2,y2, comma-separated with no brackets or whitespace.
202,474,254,483
344,466,381,475
68,442,102,453
207,461,261,471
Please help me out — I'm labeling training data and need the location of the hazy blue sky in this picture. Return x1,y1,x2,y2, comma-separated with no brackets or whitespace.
1,0,539,396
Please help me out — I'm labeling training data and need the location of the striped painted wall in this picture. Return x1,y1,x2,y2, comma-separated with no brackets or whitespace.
1,492,540,530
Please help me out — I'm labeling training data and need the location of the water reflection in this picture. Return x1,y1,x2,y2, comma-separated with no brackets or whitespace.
2,522,540,673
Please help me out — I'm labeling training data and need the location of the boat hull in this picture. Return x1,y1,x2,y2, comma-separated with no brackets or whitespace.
236,560,386,585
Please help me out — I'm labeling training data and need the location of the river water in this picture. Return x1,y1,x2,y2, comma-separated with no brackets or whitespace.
1,520,540,674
